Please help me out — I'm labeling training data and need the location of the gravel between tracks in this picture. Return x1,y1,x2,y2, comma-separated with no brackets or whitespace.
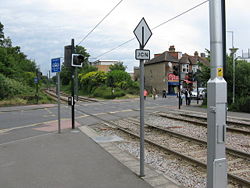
91,123,242,188
145,115,250,153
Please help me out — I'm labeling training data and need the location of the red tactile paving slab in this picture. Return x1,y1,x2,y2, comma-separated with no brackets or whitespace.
33,120,80,132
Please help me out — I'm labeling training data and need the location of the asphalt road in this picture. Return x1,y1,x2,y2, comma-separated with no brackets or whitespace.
0,96,178,144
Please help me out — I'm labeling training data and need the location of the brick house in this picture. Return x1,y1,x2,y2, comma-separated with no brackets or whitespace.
138,46,209,95
91,60,122,72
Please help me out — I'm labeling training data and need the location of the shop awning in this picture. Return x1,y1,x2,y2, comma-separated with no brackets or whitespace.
184,80,193,84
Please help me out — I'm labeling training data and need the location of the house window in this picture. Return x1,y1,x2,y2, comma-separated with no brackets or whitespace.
192,65,198,73
182,64,189,73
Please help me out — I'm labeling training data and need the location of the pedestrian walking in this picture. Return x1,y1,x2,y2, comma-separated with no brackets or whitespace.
162,89,166,98
144,89,148,100
152,88,157,100
187,90,191,105
184,89,188,105
180,92,185,105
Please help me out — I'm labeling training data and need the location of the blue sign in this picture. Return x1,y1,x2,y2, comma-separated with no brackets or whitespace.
34,77,38,84
51,58,61,73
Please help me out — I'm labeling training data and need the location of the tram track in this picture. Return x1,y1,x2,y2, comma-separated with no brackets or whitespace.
43,89,99,103
155,111,250,135
43,89,250,186
63,102,250,187
105,118,250,187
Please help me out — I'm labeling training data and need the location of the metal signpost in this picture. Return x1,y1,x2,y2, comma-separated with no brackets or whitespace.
207,0,227,187
71,39,75,129
51,58,61,133
134,17,152,177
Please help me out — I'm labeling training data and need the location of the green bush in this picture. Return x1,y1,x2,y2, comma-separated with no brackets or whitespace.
230,96,250,113
92,86,125,99
126,81,139,95
0,73,32,99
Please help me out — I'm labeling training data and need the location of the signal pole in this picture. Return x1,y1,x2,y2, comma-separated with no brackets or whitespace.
178,61,181,109
71,39,75,129
207,0,227,187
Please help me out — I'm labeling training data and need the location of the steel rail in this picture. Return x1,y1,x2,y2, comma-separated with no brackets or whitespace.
111,119,250,187
156,112,250,135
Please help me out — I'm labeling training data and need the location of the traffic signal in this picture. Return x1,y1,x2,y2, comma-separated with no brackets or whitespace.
173,65,179,76
71,54,85,67
64,45,72,67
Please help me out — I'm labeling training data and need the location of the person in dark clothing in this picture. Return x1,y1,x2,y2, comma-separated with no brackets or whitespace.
184,89,188,105
187,90,191,105
162,89,166,98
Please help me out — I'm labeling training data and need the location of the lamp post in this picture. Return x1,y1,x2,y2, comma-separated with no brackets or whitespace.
227,31,238,103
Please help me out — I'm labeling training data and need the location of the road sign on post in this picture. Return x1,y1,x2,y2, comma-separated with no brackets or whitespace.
51,58,61,73
134,17,152,177
34,77,38,84
51,57,61,133
134,17,152,48
135,49,150,60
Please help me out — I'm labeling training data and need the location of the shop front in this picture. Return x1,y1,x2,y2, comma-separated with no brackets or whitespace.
167,73,179,95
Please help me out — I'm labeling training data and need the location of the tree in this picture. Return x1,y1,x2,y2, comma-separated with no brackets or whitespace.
106,70,132,89
109,62,126,71
79,71,107,93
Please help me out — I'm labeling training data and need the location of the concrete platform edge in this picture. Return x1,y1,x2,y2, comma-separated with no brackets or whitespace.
78,125,184,188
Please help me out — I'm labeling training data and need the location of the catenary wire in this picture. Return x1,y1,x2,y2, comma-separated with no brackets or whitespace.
92,0,208,59
77,0,124,46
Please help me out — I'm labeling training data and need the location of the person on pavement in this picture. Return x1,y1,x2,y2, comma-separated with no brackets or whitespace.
144,89,148,100
152,88,157,100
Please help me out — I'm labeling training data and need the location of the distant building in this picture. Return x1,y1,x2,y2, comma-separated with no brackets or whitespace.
91,60,122,72
133,66,140,81
135,45,209,95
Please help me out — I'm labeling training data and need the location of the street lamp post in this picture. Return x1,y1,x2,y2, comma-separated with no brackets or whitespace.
227,31,238,103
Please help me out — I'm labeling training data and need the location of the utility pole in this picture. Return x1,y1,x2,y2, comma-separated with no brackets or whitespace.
227,31,238,104
36,70,39,104
221,0,226,80
178,61,181,109
48,70,50,90
71,39,75,129
207,0,227,187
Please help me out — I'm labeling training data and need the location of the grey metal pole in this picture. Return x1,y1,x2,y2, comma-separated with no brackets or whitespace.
227,31,236,103
57,72,61,133
178,61,181,109
139,57,145,177
71,39,75,129
139,26,145,177
207,0,227,187
48,70,50,91
75,68,78,101
197,83,199,104
232,51,235,103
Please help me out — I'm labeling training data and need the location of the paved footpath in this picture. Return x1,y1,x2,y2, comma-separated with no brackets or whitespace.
0,127,183,188
0,130,153,188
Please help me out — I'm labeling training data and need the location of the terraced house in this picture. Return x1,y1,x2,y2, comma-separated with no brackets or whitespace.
136,45,209,95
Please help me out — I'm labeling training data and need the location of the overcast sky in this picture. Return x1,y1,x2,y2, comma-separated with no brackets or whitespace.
1,0,249,75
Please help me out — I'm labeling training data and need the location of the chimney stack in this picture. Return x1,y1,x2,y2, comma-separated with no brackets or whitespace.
169,45,175,52
200,53,206,57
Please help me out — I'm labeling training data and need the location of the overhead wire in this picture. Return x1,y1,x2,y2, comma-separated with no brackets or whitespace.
77,0,124,46
92,0,209,59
